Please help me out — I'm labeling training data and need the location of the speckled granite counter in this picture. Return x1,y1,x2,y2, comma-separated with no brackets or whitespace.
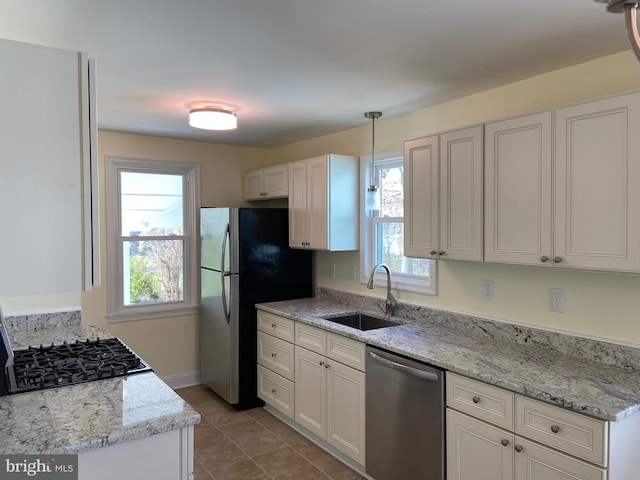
0,320,200,455
257,289,640,422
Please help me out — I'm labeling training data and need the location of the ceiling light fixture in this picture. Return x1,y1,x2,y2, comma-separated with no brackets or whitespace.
188,107,237,130
364,111,382,193
595,0,640,62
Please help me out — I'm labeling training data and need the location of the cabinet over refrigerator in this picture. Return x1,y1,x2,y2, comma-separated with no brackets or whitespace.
200,207,312,409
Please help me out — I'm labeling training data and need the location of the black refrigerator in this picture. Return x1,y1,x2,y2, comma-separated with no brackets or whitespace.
200,207,312,409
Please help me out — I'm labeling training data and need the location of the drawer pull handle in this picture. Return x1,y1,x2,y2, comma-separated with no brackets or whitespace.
472,396,481,404
551,425,560,434
501,439,509,447
514,445,523,453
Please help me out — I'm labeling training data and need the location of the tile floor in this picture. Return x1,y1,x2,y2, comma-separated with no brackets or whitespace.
176,384,365,480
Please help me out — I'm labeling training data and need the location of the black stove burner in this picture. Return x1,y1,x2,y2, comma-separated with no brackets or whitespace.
7,337,152,394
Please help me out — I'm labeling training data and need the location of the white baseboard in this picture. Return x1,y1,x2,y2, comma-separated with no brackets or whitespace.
161,370,201,390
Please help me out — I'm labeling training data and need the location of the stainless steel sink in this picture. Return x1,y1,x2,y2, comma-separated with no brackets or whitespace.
322,313,399,331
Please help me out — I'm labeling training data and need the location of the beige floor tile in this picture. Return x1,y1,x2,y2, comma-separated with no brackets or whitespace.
271,463,331,480
194,458,214,480
196,439,248,472
290,438,334,464
270,424,306,445
209,459,269,480
233,430,287,458
218,418,267,440
252,446,309,477
314,456,365,480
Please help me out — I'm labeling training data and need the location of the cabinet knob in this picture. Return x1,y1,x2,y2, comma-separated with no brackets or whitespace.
514,445,523,453
319,361,324,366
271,388,276,394
438,251,445,256
325,363,330,369
553,256,562,263
501,439,509,447
271,352,276,358
540,256,549,262
472,396,481,404
550,425,560,434
260,192,267,196
430,250,437,256
271,323,277,328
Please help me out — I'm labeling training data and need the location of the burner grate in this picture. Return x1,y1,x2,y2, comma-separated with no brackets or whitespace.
8,337,152,394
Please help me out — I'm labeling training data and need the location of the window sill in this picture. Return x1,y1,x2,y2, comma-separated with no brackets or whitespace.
107,305,200,323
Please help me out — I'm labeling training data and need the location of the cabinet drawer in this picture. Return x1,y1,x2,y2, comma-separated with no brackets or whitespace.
295,323,327,355
515,395,607,466
514,436,606,480
447,372,514,430
327,332,365,372
257,364,294,420
257,331,294,381
257,310,295,342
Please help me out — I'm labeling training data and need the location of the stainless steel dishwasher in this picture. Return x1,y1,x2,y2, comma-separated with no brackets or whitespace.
366,345,445,480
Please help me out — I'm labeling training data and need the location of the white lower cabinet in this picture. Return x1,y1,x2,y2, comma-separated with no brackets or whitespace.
257,310,365,466
446,372,640,480
293,324,366,466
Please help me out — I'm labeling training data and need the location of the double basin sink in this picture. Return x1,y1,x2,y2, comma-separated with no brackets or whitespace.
321,312,399,331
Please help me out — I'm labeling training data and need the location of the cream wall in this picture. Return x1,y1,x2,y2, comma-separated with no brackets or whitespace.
274,50,640,347
80,130,273,379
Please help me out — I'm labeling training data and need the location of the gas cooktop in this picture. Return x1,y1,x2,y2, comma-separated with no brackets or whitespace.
1,336,152,396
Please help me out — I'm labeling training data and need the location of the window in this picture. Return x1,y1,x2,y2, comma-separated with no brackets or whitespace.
106,157,200,321
360,151,436,294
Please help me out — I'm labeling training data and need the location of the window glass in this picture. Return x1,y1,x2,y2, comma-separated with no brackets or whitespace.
362,153,435,295
106,157,199,322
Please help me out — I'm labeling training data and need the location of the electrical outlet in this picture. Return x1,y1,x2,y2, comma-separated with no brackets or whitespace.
549,288,565,313
348,265,356,281
482,280,494,301
328,263,336,278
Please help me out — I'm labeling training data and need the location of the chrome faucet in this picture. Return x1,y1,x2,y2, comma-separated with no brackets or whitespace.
366,263,398,316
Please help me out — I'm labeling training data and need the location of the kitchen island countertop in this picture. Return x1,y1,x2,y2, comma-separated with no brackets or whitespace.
257,293,640,422
0,324,200,455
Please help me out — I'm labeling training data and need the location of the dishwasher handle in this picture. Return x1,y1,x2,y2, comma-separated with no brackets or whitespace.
368,351,439,382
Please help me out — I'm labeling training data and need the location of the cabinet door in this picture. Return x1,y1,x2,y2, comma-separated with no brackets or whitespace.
0,39,86,296
554,92,640,272
306,156,329,250
288,160,308,248
484,111,552,266
294,346,327,439
243,169,265,200
404,135,439,258
264,164,288,198
440,125,484,261
514,437,605,480
447,410,514,480
326,361,365,465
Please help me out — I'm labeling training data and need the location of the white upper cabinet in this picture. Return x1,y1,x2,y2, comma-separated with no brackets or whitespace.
404,125,483,261
0,38,99,296
484,111,553,266
288,154,358,251
554,92,640,272
243,164,288,200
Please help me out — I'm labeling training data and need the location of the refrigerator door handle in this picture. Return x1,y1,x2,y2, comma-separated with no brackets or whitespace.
221,223,232,324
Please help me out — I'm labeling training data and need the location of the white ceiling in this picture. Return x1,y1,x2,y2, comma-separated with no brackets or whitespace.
0,0,631,147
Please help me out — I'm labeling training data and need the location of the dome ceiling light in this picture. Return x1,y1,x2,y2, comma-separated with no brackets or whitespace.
595,0,640,61
188,107,237,130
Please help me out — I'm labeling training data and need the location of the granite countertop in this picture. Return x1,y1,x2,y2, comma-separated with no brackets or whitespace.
0,324,200,455
257,292,640,422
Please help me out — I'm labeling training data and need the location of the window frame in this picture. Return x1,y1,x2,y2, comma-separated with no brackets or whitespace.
359,151,437,295
105,156,200,322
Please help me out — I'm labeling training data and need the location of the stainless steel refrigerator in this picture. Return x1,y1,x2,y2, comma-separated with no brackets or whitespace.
200,207,312,409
